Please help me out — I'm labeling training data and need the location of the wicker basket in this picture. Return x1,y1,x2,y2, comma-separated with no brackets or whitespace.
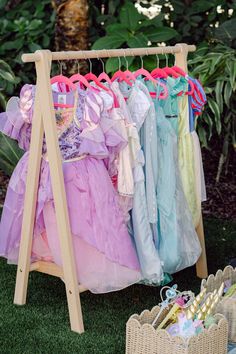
201,265,236,342
126,306,228,354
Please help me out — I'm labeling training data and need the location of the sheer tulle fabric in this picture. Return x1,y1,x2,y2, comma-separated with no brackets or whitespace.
154,100,202,273
42,202,141,293
118,81,164,284
0,84,142,293
178,95,199,227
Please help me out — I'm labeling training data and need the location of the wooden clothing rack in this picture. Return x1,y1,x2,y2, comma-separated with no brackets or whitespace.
13,43,208,334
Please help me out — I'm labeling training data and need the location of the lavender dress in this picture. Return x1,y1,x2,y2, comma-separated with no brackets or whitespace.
0,84,141,293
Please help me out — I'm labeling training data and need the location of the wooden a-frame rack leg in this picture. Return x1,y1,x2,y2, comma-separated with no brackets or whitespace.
13,44,208,334
13,50,84,333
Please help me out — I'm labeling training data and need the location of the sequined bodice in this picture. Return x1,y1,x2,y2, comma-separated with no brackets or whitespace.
44,88,86,160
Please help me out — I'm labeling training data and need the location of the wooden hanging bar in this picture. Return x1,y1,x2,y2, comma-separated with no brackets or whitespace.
13,43,208,335
22,44,196,63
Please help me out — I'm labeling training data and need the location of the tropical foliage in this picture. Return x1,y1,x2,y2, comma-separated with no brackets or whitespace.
0,132,23,176
156,0,236,46
91,0,236,48
0,0,55,110
0,0,235,178
0,59,17,110
91,1,178,73
189,44,236,181
0,0,55,173
0,58,23,176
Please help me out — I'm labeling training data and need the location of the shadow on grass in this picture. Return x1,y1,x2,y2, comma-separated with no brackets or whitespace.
0,218,235,354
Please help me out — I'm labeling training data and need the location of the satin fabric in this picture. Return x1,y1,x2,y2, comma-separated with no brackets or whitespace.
0,84,142,293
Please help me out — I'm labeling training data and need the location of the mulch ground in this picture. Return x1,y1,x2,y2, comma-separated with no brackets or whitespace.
201,140,236,221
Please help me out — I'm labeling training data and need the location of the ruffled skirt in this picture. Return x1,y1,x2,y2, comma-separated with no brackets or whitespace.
0,153,141,293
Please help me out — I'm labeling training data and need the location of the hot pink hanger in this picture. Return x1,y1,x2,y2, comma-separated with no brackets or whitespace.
137,53,168,100
111,54,133,85
148,79,168,100
84,58,109,91
123,51,136,83
68,60,92,89
111,70,133,85
134,55,157,84
96,56,120,107
171,65,186,76
150,54,168,79
171,65,194,95
161,52,179,78
50,61,77,90
51,74,77,88
50,62,77,108
50,75,78,90
70,73,93,89
158,80,168,99
163,67,179,78
98,72,112,84
97,56,112,84
151,68,168,78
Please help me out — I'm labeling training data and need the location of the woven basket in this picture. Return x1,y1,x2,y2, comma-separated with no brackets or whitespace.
201,265,236,342
126,306,228,354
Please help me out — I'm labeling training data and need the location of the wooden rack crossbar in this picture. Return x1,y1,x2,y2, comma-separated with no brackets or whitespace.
13,43,208,335
22,44,196,62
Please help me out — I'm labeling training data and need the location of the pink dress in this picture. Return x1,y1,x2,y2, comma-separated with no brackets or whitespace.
0,84,141,293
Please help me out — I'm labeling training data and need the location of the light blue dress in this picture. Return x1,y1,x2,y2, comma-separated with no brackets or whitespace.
118,81,164,284
143,80,202,274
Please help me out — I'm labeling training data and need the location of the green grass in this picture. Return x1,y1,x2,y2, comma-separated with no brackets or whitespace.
0,218,235,354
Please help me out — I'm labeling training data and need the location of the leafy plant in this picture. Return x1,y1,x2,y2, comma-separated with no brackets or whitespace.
0,0,55,109
0,60,23,175
0,59,18,110
149,0,236,48
189,44,236,181
91,1,179,73
0,132,23,176
0,0,55,174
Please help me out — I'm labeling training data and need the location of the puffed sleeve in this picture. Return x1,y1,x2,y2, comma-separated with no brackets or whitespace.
78,90,109,159
0,84,35,151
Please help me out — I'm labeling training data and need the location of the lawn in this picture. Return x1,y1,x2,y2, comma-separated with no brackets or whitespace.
0,218,235,354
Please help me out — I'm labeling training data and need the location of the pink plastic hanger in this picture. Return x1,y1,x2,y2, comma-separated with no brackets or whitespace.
161,53,179,78
50,76,77,90
70,60,94,90
51,62,77,91
84,58,109,91
151,68,168,78
163,67,179,78
171,65,194,95
134,54,157,84
171,65,186,76
96,55,120,107
97,56,112,84
111,54,133,85
139,53,167,100
122,51,136,83
148,79,168,100
50,61,77,108
163,46,194,95
133,52,168,100
150,53,167,79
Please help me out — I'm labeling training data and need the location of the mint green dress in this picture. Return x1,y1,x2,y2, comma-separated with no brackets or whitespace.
143,79,201,274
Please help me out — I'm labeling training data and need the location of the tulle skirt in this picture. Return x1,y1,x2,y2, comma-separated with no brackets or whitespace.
0,153,142,293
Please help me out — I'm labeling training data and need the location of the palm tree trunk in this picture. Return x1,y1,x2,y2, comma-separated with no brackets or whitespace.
51,0,89,75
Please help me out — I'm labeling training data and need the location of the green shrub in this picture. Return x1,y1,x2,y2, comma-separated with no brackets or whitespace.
0,59,17,110
189,44,236,181
91,1,179,73
0,0,55,110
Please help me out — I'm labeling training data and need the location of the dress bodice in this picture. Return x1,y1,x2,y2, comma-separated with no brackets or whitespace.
0,84,109,161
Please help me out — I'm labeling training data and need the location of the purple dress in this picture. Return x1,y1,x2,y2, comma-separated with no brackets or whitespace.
0,84,141,293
